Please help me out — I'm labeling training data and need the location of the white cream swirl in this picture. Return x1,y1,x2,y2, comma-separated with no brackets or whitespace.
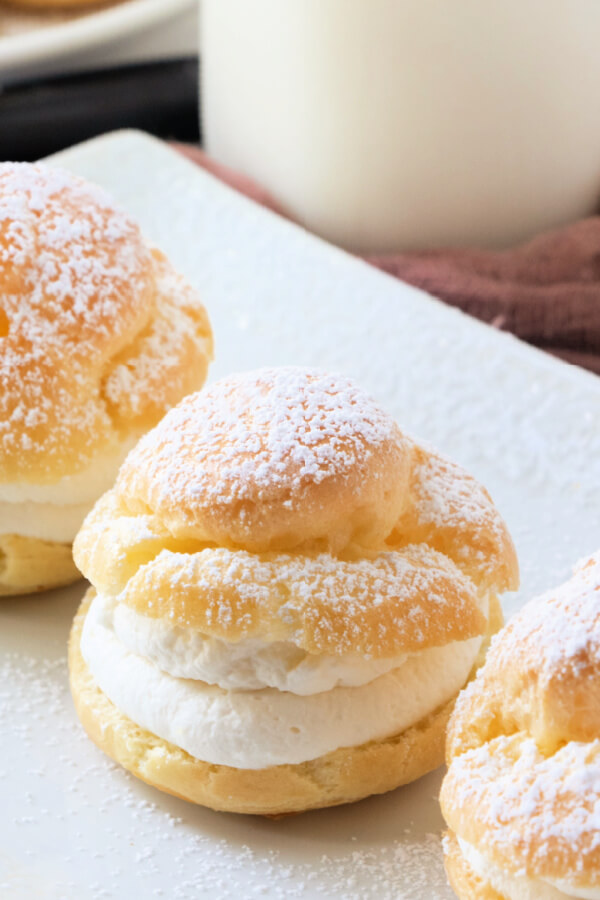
97,594,406,694
81,592,483,768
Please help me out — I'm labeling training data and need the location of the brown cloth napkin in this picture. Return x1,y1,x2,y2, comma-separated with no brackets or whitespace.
174,144,600,377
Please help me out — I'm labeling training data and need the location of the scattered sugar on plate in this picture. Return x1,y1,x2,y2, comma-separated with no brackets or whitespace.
0,651,453,899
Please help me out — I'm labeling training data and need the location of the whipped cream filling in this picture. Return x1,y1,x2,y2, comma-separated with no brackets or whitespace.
458,838,600,900
81,592,483,768
98,595,406,694
0,438,139,543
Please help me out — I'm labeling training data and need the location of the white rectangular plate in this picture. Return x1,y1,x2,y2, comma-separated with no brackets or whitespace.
1,130,599,900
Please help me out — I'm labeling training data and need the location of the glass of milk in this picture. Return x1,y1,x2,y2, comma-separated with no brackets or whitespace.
201,0,600,252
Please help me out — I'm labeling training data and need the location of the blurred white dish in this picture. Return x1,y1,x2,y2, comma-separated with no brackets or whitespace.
0,0,197,79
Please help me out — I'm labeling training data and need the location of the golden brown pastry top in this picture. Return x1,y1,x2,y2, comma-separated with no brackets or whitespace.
74,368,517,657
441,552,600,887
447,552,600,755
115,368,413,552
0,163,213,484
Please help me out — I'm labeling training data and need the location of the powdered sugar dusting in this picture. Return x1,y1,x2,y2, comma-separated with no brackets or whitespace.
0,163,152,479
0,163,149,347
123,542,484,655
398,445,517,589
120,367,399,509
99,251,213,423
0,163,212,483
412,451,498,536
489,549,600,679
444,553,600,880
448,735,600,877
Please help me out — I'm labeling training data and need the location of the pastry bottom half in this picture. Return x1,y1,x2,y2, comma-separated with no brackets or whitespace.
444,831,505,900
68,594,494,816
0,533,81,597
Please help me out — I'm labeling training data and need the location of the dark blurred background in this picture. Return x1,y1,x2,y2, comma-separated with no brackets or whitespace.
0,0,200,160
0,58,200,160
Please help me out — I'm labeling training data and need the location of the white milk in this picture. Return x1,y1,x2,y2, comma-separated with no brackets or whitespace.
201,0,600,252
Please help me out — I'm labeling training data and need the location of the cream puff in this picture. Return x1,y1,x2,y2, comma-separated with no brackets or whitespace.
0,162,213,595
69,367,518,815
441,552,600,900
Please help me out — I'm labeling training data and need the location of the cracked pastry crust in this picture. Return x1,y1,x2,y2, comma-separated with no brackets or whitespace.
0,163,213,595
71,367,517,813
440,552,600,899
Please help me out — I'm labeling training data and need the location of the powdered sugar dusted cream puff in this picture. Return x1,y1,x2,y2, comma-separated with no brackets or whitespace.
0,163,213,595
70,367,518,815
441,552,600,900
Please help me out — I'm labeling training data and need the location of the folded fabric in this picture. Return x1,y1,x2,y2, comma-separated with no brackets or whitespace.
173,143,600,376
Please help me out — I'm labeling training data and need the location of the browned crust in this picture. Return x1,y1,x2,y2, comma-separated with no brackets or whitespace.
441,731,600,883
441,556,600,887
69,594,465,815
0,533,80,596
115,372,414,555
390,443,519,595
0,165,213,484
447,564,600,760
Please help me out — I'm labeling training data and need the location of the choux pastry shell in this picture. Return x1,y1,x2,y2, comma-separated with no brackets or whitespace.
441,552,600,900
70,367,518,814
